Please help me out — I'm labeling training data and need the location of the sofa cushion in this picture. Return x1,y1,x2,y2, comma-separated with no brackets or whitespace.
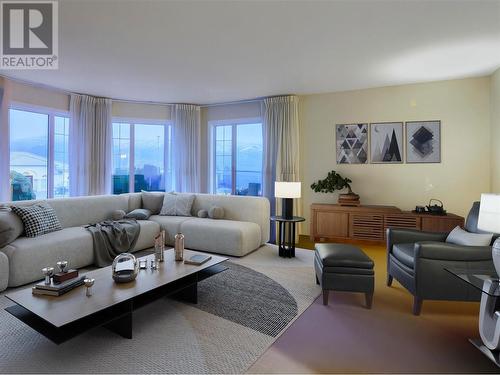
160,192,195,216
0,251,8,292
446,226,493,246
148,215,193,245
11,203,62,237
392,243,415,269
112,210,126,220
133,220,161,252
209,206,225,219
180,218,262,257
1,226,94,287
0,208,24,247
141,191,164,214
125,208,151,220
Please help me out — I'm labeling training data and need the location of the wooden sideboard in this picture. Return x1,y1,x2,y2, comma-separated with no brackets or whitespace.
310,204,464,245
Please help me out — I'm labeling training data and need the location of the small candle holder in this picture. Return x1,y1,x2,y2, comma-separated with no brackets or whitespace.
150,258,159,270
139,259,147,269
56,261,68,273
84,278,95,297
42,267,54,285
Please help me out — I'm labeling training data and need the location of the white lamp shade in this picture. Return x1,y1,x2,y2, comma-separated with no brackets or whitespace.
275,182,301,198
478,193,500,233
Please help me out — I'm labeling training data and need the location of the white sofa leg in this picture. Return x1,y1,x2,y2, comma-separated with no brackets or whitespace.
0,252,9,292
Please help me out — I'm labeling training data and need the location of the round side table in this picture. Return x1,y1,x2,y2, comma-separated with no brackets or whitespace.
270,216,305,258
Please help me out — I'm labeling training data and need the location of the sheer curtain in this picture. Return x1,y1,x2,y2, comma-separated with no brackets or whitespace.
0,82,9,201
69,94,112,196
262,95,301,242
172,104,201,193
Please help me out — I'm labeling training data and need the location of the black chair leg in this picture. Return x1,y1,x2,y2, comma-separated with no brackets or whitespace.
365,293,373,309
387,274,393,287
413,296,423,315
316,275,320,285
322,290,329,305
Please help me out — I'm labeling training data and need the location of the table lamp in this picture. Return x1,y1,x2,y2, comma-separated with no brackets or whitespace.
478,193,500,276
275,182,301,220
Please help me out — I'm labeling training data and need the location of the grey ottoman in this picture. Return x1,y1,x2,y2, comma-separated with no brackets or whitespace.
314,243,375,308
0,251,8,292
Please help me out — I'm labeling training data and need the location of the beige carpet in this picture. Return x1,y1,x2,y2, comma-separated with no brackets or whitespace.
248,245,500,373
0,245,320,374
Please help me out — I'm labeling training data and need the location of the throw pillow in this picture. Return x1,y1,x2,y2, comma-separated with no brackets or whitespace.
209,206,225,219
0,208,24,247
111,210,126,220
11,203,62,238
446,226,493,246
160,192,195,216
125,208,152,220
197,209,208,218
141,191,165,215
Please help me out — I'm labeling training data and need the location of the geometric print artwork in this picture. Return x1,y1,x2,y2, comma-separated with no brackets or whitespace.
406,120,441,163
336,123,368,164
370,122,403,163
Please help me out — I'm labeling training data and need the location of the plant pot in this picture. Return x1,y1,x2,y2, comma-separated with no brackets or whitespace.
338,192,360,206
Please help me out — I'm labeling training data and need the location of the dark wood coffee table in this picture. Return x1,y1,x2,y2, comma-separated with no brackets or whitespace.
5,249,228,344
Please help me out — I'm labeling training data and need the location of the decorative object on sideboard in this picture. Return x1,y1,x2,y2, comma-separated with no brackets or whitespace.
275,181,301,220
310,170,359,206
336,123,368,164
426,199,446,215
415,205,426,213
370,122,403,164
84,278,95,297
477,193,500,277
112,253,139,283
42,267,54,285
406,120,441,163
175,233,185,261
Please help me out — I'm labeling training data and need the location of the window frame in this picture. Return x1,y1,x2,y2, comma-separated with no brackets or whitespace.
8,102,70,200
111,117,173,194
208,117,263,196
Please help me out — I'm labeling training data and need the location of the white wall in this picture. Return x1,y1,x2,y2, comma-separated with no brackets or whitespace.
300,77,491,234
491,68,500,192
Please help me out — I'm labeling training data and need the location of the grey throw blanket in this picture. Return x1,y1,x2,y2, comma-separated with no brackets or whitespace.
86,219,141,267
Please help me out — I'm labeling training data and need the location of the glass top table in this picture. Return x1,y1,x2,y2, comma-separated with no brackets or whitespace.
445,268,500,297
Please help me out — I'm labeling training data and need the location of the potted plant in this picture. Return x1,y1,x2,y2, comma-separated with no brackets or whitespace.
310,170,360,206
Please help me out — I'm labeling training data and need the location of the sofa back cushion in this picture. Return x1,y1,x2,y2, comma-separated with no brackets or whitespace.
0,208,24,247
192,194,270,244
48,195,130,227
141,191,164,214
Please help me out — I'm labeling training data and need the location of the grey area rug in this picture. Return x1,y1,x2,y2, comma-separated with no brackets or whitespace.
0,245,320,374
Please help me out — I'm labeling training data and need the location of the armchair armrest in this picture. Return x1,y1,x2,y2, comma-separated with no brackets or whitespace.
387,228,448,251
414,241,493,261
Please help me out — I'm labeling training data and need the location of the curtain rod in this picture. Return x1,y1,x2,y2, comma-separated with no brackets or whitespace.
0,74,292,108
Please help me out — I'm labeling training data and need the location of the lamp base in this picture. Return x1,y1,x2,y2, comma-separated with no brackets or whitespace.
282,198,294,220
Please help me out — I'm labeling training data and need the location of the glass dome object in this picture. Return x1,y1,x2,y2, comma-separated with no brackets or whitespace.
112,253,139,283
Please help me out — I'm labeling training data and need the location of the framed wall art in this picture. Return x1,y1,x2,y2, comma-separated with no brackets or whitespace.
406,120,441,163
336,123,368,164
370,122,403,163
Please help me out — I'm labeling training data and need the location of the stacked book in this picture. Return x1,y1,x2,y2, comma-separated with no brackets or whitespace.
32,275,86,296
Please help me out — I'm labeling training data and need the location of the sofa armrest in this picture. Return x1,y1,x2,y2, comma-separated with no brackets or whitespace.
414,241,493,261
387,228,448,251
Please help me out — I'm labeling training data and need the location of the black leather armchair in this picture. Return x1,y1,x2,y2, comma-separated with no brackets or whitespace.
387,202,496,315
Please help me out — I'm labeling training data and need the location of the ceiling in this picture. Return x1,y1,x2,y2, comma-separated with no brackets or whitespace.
2,0,500,104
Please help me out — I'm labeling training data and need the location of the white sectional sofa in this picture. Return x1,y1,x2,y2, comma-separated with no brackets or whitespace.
0,192,270,291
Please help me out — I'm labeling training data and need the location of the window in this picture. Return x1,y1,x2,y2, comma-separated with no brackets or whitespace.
9,107,70,201
211,121,263,196
111,120,172,194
